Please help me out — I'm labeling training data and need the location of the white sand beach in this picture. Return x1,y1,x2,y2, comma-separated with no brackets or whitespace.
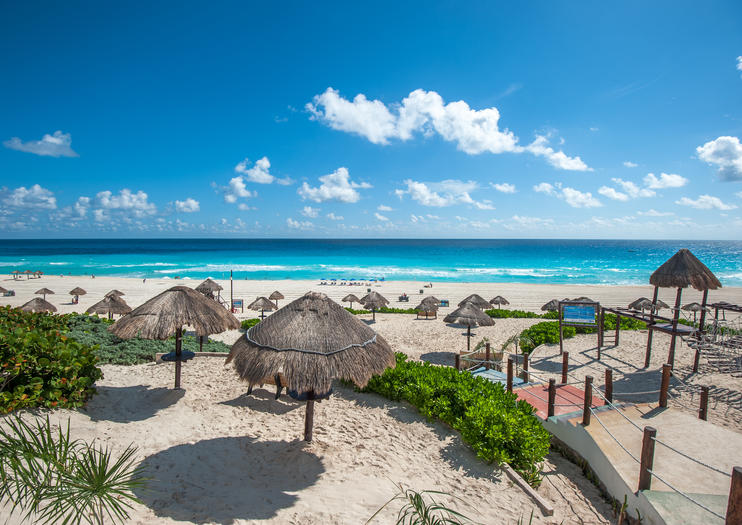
2,275,741,524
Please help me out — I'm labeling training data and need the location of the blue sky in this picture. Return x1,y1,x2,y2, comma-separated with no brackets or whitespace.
1,1,742,239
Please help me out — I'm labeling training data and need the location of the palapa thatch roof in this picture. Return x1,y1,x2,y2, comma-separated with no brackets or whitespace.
420,295,440,305
415,301,438,313
110,285,239,339
249,297,277,311
19,297,57,313
490,295,510,306
0,286,7,293
458,294,490,309
360,291,389,309
541,299,560,311
269,291,284,301
69,287,87,296
571,296,596,303
682,302,710,313
342,293,361,304
86,295,132,315
628,297,653,310
226,291,395,396
106,289,125,297
649,249,721,291
35,288,55,296
196,278,222,293
443,302,495,327
654,299,670,310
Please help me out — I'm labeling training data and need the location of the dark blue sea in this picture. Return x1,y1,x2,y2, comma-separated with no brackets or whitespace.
0,239,740,286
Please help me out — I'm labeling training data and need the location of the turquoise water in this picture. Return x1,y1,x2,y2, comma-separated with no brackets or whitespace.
1,239,741,286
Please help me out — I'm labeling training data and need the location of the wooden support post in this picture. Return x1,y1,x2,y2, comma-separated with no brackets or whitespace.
693,347,701,374
274,374,283,399
638,426,657,491
699,386,709,421
699,289,709,334
582,375,593,426
485,343,491,370
548,379,556,418
558,303,564,355
230,269,234,312
466,325,471,352
668,287,683,369
174,326,182,389
645,286,659,368
598,307,603,349
199,335,203,352
605,369,613,404
522,353,529,383
727,467,742,525
455,353,460,370
615,314,621,346
659,363,671,408
507,357,513,393
304,391,315,442
561,351,569,384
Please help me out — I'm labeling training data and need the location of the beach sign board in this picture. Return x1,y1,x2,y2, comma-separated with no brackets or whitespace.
562,304,596,325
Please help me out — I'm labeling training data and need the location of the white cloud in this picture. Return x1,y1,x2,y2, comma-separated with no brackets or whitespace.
589,127,599,132
374,212,389,221
175,198,199,213
612,178,655,198
623,161,638,168
223,176,255,204
491,182,516,193
326,212,344,221
234,156,293,185
301,206,320,218
93,209,107,222
598,186,629,201
637,209,674,217
3,184,57,209
73,196,90,217
737,191,742,199
286,217,314,230
95,189,156,217
298,167,371,203
737,56,742,77
562,187,602,208
307,87,590,170
3,131,78,157
696,136,742,181
395,179,491,208
377,204,393,211
510,215,555,228
237,203,253,211
676,195,737,211
643,172,688,189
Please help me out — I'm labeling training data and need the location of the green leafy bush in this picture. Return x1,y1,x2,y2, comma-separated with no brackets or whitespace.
519,322,574,353
0,307,102,413
241,318,260,330
360,353,550,483
485,308,543,319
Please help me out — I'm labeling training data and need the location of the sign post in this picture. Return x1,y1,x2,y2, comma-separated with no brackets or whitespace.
558,301,600,354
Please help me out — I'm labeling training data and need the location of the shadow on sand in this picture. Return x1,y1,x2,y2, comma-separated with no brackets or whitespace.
420,351,455,366
135,436,323,524
220,389,303,415
81,385,184,423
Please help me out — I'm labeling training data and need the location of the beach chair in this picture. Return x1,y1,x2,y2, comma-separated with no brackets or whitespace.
3,290,15,297
440,299,449,307
398,294,409,302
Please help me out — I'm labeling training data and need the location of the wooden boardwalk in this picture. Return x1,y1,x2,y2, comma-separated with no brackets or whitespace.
514,383,604,419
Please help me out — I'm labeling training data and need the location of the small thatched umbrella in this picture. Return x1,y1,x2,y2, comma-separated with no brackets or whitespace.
269,291,284,308
20,297,57,313
227,291,395,441
653,299,669,312
458,294,490,310
35,288,55,300
24,270,32,279
69,287,87,304
0,286,7,294
444,302,495,352
11,270,20,280
541,299,560,312
249,297,277,319
414,301,438,320
489,296,510,309
360,291,389,322
646,248,722,368
105,289,125,298
572,296,595,303
110,286,239,388
682,302,710,324
196,278,222,300
87,295,132,319
629,297,652,311
342,293,361,309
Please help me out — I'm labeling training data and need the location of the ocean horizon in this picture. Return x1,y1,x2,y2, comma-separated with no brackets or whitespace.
1,238,741,287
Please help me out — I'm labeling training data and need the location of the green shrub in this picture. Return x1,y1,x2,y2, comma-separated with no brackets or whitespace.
241,318,260,330
0,307,102,413
485,308,543,319
360,353,550,483
519,322,574,353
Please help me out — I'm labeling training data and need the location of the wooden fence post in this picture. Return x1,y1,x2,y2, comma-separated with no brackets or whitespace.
485,342,491,370
548,379,556,418
605,369,613,404
699,386,709,421
727,466,742,525
522,353,529,383
582,376,593,426
455,353,460,370
561,351,569,384
693,348,701,374
638,426,657,491
507,357,514,393
659,364,671,408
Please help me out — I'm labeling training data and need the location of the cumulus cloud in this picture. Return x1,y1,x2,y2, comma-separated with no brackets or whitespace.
737,56,742,78
374,212,389,221
3,184,57,209
637,209,674,217
623,161,638,168
676,195,737,210
286,217,314,230
491,182,516,193
533,182,601,208
643,172,688,189
73,196,90,217
234,156,293,185
222,176,255,204
301,206,320,218
395,179,492,208
307,88,590,171
696,136,742,181
377,204,393,211
598,186,629,201
612,178,655,198
175,198,199,213
3,131,78,157
326,212,344,221
298,167,371,203
95,189,156,217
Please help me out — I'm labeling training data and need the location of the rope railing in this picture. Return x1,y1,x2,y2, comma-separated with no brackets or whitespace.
645,468,725,520
650,436,731,478
588,406,641,464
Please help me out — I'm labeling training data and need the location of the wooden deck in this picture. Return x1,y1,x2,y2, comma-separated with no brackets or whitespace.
514,383,604,419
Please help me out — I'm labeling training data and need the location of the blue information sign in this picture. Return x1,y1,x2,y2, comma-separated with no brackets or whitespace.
563,305,596,324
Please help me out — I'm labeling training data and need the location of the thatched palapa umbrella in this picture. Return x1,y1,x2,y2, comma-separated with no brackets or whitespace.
20,297,57,313
11,270,20,280
226,291,395,442
0,286,7,294
196,278,222,300
572,296,595,303
414,301,438,320
249,296,277,319
444,302,495,352
360,291,389,322
489,296,510,309
653,299,670,312
269,290,284,308
682,302,710,324
105,289,125,298
342,293,361,309
646,249,721,368
628,297,652,311
69,287,86,304
35,288,54,300
87,295,132,319
110,286,239,388
541,299,560,312
458,294,490,310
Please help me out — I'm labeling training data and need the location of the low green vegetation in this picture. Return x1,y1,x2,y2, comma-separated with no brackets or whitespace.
360,353,551,485
241,318,260,330
484,308,545,319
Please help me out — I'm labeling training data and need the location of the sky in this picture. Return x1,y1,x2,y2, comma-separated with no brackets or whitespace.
1,1,742,239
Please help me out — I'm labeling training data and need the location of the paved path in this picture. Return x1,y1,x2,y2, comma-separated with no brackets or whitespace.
514,383,604,419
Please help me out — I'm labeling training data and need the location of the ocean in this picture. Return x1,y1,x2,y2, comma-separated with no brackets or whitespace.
1,239,741,286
